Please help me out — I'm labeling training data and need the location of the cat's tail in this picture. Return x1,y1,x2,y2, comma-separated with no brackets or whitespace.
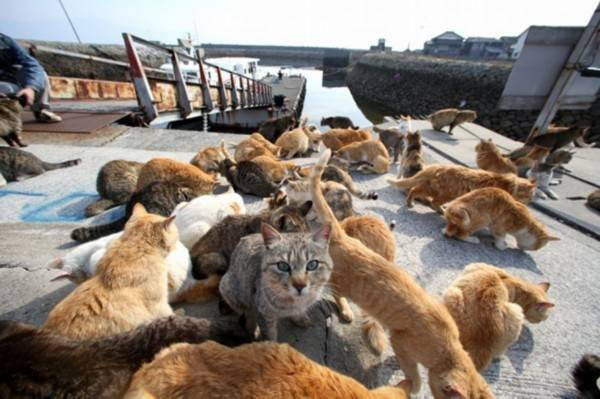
171,275,221,304
386,174,421,190
345,181,378,200
362,316,387,355
42,158,81,171
220,140,235,162
84,198,118,217
309,149,344,238
71,217,127,242
572,354,600,399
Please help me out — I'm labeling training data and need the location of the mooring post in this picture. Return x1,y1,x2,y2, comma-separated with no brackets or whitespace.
122,33,158,122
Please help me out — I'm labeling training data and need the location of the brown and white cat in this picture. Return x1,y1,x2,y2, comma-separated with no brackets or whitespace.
275,119,322,159
387,164,536,213
334,139,390,174
136,158,216,194
443,187,560,250
475,139,517,175
234,133,281,162
284,180,355,223
310,150,493,398
399,130,425,178
429,108,477,135
44,204,176,339
0,97,27,147
190,141,227,175
320,128,372,151
124,341,411,399
444,263,554,371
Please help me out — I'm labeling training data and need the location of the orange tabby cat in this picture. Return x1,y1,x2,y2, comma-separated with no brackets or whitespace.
136,158,216,194
275,119,322,159
334,139,390,174
234,134,281,162
43,204,175,339
250,155,300,183
444,263,554,371
189,141,226,176
321,128,372,151
475,139,517,175
513,145,551,176
443,187,559,250
387,164,536,213
310,150,493,398
124,341,411,399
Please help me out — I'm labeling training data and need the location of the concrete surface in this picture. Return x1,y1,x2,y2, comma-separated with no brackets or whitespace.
0,125,598,398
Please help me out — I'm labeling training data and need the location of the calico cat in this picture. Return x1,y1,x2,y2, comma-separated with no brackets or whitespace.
0,316,250,399
220,223,333,340
85,160,144,217
0,97,27,147
124,341,411,399
44,204,176,339
572,354,600,399
234,134,280,162
443,187,560,250
428,108,477,135
320,128,372,151
275,119,322,159
475,139,517,175
310,150,493,398
190,202,311,279
399,130,425,178
0,147,80,183
443,263,553,371
334,139,391,174
220,157,280,198
135,158,216,194
190,141,226,175
320,116,358,129
387,164,536,213
71,181,200,242
284,181,355,223
258,114,296,141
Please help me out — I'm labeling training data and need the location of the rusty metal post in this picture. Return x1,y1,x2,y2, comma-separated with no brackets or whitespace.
171,51,192,117
239,76,247,107
196,50,213,111
230,72,239,108
122,33,158,122
216,67,227,109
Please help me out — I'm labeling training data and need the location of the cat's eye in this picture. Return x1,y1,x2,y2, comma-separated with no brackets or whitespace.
276,262,291,273
306,260,319,271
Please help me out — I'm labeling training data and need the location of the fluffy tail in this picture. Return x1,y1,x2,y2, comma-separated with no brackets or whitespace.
171,275,221,304
84,198,117,217
386,175,420,190
42,158,81,171
309,149,344,237
71,217,127,242
572,354,600,399
362,316,387,355
346,182,378,200
221,140,235,162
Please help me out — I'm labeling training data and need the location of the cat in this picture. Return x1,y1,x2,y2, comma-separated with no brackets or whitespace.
527,149,574,200
189,141,227,175
297,163,378,200
0,147,80,183
443,263,553,371
528,123,590,151
135,157,216,194
258,114,296,141
373,125,405,163
399,130,425,178
71,181,200,242
587,189,600,211
310,149,493,398
284,181,355,223
0,316,250,399
333,139,391,174
220,157,281,197
0,97,27,147
320,128,372,151
475,139,517,175
190,202,311,279
572,354,600,399
274,118,322,159
320,115,358,129
443,187,560,250
512,145,551,177
85,159,145,217
170,185,246,248
220,222,333,340
124,341,412,399
428,108,477,135
234,134,281,162
252,155,301,183
387,164,536,213
44,204,176,339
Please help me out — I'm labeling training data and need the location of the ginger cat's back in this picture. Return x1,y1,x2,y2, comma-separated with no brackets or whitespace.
136,158,215,193
43,204,176,339
475,139,517,175
336,140,390,174
321,128,372,151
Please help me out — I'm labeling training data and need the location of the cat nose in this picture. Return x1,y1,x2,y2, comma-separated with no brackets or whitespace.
292,282,306,295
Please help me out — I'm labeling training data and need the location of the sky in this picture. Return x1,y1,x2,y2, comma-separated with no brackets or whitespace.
1,0,598,50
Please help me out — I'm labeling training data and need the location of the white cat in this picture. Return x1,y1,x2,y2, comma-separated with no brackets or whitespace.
171,186,246,249
47,234,193,303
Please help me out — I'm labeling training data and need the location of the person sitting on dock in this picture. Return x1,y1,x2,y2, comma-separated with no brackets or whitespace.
0,33,62,123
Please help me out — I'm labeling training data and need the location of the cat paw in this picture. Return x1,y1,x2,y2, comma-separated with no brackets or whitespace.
338,307,354,323
547,191,560,200
290,314,313,328
460,236,480,244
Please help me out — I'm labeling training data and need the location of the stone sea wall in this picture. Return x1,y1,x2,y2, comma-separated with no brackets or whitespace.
347,53,600,142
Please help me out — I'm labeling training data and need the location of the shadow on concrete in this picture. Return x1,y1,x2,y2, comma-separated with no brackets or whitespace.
366,205,445,240
506,325,535,375
0,283,75,326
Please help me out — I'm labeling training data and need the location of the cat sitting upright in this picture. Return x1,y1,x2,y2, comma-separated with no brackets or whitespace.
475,139,517,175
0,97,27,147
220,223,333,341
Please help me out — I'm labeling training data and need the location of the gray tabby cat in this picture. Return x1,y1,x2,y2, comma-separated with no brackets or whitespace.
85,160,145,216
0,147,80,183
219,222,333,341
220,158,280,198
527,149,574,200
373,125,404,163
0,97,27,147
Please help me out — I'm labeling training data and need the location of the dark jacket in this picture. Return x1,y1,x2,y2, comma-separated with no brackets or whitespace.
0,33,46,92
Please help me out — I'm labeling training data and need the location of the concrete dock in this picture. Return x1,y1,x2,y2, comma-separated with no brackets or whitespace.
1,122,598,398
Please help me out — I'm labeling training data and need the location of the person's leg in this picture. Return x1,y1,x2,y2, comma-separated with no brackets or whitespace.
0,81,20,96
30,74,61,122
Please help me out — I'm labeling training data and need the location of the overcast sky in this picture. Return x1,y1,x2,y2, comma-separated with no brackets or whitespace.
2,0,598,49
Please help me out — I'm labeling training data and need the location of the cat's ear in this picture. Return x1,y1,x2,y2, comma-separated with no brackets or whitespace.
538,282,550,292
162,215,176,230
261,223,282,247
537,302,555,309
545,234,560,241
442,384,466,399
131,203,147,219
299,201,313,217
312,224,331,246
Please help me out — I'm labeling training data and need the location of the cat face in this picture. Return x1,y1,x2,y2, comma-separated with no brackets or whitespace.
475,139,494,154
267,202,311,233
521,282,554,323
515,181,537,203
260,224,333,305
406,131,422,146
429,365,493,399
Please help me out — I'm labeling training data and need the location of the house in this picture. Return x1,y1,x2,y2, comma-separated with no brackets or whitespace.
462,37,503,58
369,38,391,52
423,31,464,56
499,36,518,58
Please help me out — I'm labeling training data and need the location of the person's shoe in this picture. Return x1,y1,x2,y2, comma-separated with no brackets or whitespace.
34,110,62,123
